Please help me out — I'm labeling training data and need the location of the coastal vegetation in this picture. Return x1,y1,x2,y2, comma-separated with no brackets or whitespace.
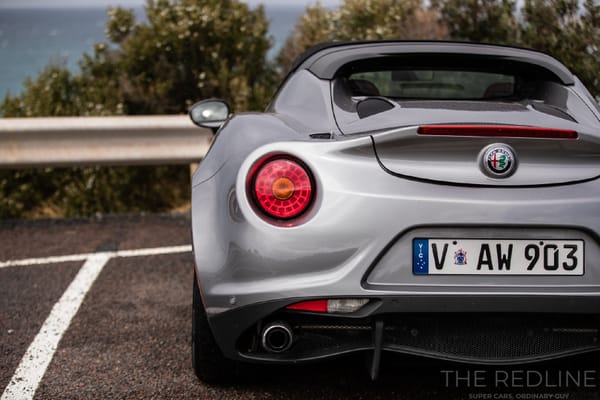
1,0,598,218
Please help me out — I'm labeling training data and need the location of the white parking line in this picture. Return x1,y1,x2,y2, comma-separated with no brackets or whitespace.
0,253,90,269
1,254,111,400
0,245,192,268
0,245,192,400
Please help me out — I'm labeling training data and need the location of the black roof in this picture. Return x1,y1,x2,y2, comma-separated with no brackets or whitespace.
290,41,574,85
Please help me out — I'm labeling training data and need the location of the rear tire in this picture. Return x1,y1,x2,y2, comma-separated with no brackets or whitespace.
192,272,237,384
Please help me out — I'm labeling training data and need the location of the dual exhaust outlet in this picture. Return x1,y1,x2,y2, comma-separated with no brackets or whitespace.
261,321,293,353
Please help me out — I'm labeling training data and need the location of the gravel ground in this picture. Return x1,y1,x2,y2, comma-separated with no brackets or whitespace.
1,215,598,399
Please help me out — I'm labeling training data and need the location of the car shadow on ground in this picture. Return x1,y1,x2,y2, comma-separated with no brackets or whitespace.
226,353,600,400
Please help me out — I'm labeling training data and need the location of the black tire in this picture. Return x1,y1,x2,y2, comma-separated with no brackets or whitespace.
192,272,237,384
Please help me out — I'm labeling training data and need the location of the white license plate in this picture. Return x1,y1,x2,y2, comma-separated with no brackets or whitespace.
413,238,584,275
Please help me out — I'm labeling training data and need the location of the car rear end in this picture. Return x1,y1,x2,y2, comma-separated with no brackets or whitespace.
218,138,600,367
195,42,600,375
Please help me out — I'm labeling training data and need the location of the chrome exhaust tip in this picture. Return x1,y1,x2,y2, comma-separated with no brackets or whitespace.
261,321,293,353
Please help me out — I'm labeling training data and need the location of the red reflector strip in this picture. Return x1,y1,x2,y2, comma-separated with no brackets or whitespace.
418,125,578,140
286,300,328,313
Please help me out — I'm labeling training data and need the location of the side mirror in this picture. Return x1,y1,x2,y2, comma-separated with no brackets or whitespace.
189,99,230,133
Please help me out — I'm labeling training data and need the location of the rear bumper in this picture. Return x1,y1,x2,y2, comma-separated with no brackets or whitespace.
209,295,600,364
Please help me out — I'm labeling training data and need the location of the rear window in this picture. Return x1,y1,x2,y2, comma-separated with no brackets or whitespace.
349,69,515,100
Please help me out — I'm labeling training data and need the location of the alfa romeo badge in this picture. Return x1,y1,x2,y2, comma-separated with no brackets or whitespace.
481,144,517,178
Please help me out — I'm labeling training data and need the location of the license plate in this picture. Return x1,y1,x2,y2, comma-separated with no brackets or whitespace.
413,238,584,275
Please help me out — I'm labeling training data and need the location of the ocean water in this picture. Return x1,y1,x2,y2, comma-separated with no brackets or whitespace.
0,5,305,98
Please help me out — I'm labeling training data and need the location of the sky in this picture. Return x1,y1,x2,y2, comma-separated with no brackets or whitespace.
0,0,343,8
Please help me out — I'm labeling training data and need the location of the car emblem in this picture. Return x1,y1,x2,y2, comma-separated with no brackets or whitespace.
481,144,517,178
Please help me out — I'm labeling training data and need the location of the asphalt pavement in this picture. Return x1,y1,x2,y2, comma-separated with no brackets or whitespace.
0,214,598,399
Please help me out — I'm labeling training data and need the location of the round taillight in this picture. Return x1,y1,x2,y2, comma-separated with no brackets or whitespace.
250,157,314,220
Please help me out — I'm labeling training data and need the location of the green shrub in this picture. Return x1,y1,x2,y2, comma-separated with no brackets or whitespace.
0,0,274,219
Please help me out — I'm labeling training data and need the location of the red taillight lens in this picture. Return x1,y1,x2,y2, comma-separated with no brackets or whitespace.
286,299,370,314
286,300,328,313
250,156,314,220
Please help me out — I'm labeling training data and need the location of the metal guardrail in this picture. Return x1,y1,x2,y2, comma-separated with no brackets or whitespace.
0,115,212,168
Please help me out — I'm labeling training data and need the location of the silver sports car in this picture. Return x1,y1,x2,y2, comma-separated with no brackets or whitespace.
188,41,600,383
